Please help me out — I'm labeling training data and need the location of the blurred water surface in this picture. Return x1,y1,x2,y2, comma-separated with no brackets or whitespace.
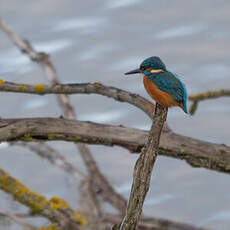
1,0,230,229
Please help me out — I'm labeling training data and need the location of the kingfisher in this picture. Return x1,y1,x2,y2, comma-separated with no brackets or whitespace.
125,56,188,113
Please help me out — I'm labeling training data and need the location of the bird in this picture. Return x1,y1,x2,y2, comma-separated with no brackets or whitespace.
125,56,188,113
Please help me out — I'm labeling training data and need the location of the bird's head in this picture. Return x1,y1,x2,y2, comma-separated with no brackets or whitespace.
125,56,166,76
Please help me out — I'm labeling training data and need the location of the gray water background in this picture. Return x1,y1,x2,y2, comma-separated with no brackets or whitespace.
0,0,230,229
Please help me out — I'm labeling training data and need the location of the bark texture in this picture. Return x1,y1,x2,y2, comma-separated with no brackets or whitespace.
1,117,229,174
117,104,168,229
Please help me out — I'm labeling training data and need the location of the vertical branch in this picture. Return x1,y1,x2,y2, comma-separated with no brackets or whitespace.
117,103,168,230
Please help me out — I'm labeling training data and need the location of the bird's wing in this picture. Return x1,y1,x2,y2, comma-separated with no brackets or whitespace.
149,71,185,102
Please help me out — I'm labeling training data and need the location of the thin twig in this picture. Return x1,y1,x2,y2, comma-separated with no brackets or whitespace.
189,89,230,115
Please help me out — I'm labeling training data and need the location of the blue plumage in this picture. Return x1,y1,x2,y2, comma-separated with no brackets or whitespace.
167,70,188,113
145,70,187,113
141,56,166,71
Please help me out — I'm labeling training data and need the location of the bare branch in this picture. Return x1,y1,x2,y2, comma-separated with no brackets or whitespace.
0,117,229,174
189,89,230,115
0,80,154,120
0,18,58,84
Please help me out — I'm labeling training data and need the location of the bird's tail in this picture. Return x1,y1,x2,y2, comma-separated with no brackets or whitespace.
179,102,188,113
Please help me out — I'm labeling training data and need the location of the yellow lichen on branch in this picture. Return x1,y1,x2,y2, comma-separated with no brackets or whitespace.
0,169,48,213
48,133,60,140
34,84,45,94
20,133,34,141
18,84,26,92
49,196,70,210
0,79,4,86
74,212,87,228
0,168,86,229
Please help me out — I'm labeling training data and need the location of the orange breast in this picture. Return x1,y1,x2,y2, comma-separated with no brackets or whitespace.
143,76,179,107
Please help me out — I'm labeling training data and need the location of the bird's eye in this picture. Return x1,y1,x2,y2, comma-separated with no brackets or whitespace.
140,67,145,71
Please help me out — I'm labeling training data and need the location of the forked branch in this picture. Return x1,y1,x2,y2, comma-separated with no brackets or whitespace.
189,89,230,115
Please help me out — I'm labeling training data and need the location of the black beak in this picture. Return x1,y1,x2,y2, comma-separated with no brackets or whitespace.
125,68,142,75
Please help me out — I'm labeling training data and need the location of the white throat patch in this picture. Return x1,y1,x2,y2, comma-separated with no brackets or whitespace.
150,69,164,74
